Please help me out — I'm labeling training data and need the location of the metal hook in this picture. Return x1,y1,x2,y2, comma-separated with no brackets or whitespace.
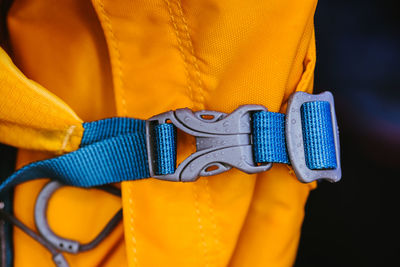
34,181,122,265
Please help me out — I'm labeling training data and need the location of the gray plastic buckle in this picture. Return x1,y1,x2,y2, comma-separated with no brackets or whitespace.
146,105,272,182
286,91,342,183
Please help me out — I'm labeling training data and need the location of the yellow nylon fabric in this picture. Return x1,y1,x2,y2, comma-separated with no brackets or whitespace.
0,0,318,266
0,48,83,153
7,0,124,266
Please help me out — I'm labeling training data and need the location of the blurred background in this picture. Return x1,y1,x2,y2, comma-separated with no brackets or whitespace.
1,0,398,266
295,0,399,266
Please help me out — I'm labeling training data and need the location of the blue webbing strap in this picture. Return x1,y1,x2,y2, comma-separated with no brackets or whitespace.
81,117,146,146
252,112,290,164
252,101,337,169
0,101,337,195
301,101,337,169
0,118,170,194
154,124,177,175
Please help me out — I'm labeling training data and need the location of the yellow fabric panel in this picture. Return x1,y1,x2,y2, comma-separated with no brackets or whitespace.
7,0,116,121
92,0,317,266
7,0,124,266
2,0,319,266
230,28,318,267
0,48,83,153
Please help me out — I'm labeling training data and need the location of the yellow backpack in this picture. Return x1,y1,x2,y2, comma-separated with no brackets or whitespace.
0,0,340,266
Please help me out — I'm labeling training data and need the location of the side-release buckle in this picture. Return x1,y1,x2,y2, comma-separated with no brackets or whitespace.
146,105,272,182
286,91,342,183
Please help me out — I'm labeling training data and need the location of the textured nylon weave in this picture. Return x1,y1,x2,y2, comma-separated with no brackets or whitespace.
0,118,150,195
1,102,336,195
1,104,336,195
82,117,146,146
252,112,289,164
154,124,177,175
301,101,337,169
0,118,182,195
252,102,337,170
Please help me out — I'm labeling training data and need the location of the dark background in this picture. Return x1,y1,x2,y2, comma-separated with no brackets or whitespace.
295,0,399,266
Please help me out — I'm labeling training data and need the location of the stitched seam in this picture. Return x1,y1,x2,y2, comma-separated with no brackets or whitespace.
96,0,128,116
58,125,76,154
164,0,205,110
164,0,195,106
193,183,209,267
204,178,220,266
127,185,139,267
164,2,217,266
94,1,135,265
174,0,205,109
164,2,214,265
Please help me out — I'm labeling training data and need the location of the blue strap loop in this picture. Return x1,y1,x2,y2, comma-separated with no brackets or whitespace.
252,101,337,170
252,112,289,164
154,123,177,175
0,94,340,195
301,101,337,169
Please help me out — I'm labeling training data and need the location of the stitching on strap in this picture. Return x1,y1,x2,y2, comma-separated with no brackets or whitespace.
59,125,76,154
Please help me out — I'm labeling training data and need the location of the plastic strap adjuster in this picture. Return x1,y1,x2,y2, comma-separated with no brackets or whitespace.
286,91,342,183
